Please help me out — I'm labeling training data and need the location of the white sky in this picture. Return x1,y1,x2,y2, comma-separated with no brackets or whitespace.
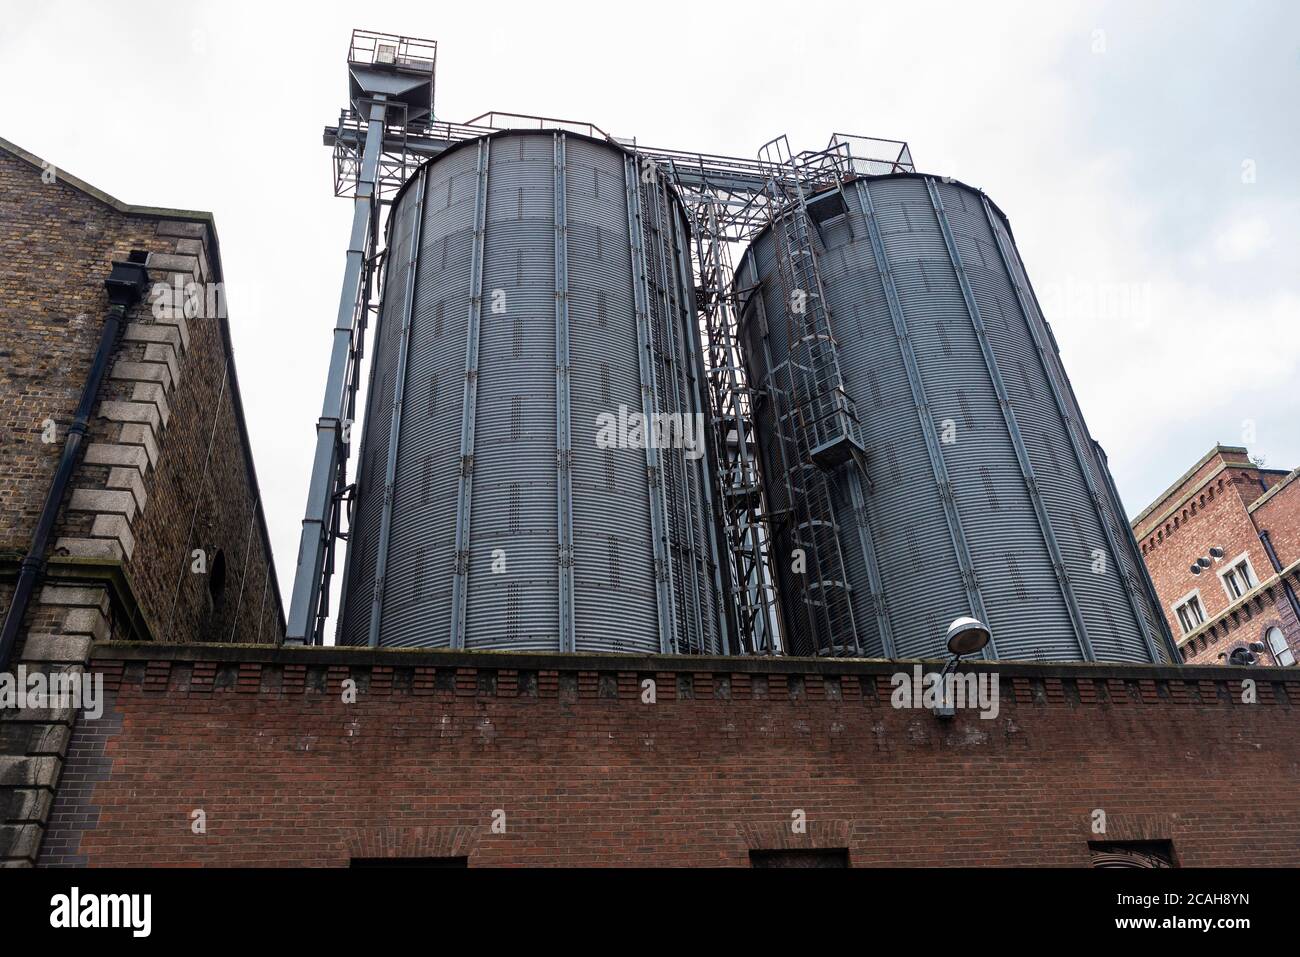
3,0,1297,629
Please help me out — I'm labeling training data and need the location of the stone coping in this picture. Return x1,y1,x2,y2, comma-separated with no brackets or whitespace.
88,640,1300,687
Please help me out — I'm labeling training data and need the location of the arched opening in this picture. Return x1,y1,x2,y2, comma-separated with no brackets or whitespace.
208,548,227,608
1266,626,1295,667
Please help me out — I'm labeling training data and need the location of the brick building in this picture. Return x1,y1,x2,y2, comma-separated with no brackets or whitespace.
1134,445,1300,667
0,137,284,864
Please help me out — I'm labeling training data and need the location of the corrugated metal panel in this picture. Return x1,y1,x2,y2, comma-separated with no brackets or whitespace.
737,174,1170,663
341,130,726,654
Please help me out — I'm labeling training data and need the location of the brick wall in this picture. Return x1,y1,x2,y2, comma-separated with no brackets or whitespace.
39,645,1300,867
1255,473,1300,569
1135,446,1300,666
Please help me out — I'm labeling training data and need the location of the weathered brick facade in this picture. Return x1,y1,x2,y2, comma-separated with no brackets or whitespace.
1134,445,1300,667
0,138,284,865
37,644,1300,867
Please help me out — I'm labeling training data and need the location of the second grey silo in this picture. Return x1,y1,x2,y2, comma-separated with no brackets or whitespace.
736,173,1173,663
338,129,731,654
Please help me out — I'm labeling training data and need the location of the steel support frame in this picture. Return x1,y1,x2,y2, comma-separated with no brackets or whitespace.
684,191,774,655
925,177,1094,661
671,198,735,657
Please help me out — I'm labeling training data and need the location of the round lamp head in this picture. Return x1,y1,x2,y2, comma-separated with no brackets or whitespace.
946,616,991,657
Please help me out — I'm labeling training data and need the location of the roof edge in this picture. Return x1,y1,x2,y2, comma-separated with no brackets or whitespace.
0,133,286,636
1132,445,1250,531
0,134,215,223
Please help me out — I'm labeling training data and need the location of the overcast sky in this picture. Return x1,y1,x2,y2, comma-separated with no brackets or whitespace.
3,0,1297,624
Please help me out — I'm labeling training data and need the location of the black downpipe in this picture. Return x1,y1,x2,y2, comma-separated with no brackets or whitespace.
1259,529,1300,628
0,257,150,672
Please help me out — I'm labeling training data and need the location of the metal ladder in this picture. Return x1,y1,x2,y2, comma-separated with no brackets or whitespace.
756,136,862,656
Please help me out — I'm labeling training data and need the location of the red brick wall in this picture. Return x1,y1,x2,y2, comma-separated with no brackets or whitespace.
39,647,1300,867
1256,477,1300,569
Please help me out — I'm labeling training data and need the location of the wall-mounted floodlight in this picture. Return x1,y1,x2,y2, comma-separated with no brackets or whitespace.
1209,546,1225,560
945,616,991,657
935,617,991,719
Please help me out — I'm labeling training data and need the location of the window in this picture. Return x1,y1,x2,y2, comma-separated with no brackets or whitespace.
1089,840,1175,868
1174,592,1205,635
208,548,227,606
749,849,850,868
1219,554,1256,601
1266,626,1296,667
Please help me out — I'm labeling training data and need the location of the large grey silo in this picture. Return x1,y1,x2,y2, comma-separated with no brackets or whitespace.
339,129,731,654
736,173,1173,663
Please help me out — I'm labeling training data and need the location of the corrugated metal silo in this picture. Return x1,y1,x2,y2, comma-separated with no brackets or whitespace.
339,129,731,654
736,173,1172,662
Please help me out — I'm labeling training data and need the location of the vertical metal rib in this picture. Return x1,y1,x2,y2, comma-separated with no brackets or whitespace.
670,201,732,655
844,461,895,657
926,178,1094,661
624,154,676,654
368,170,428,646
651,175,704,653
855,179,995,657
978,194,1166,664
553,133,576,653
449,137,491,649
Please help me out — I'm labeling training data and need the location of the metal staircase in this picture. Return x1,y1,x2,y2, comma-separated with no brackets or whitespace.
755,136,864,656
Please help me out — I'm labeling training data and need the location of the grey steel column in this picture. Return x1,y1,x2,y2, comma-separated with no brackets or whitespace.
979,194,1167,665
553,133,576,653
624,154,676,655
367,171,427,647
449,137,491,649
287,96,387,644
855,179,995,657
926,178,1094,661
